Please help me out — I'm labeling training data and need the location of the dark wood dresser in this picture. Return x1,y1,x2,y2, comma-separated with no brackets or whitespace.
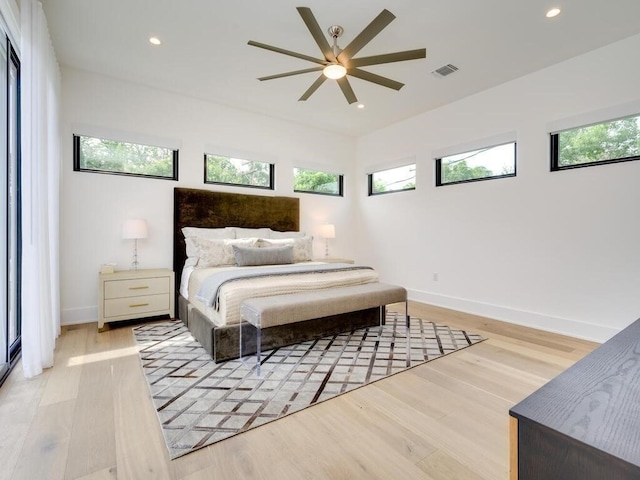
509,317,640,480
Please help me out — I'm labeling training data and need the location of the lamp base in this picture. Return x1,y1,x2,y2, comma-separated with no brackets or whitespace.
131,238,140,270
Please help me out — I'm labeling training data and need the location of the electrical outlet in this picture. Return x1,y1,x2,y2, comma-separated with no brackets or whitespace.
433,272,439,282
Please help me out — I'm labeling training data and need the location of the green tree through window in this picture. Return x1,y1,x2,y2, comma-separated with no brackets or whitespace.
368,164,416,195
441,158,493,184
205,154,273,189
293,168,342,196
437,142,516,186
554,116,640,168
74,135,177,179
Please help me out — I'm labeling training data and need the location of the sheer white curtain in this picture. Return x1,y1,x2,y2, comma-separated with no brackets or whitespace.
21,0,61,378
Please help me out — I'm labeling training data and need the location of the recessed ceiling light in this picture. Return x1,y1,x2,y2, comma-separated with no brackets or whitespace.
546,7,561,18
149,36,162,46
357,104,365,109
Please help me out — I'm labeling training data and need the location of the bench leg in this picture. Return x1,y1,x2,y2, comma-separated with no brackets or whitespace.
239,320,262,377
255,324,262,377
405,300,411,367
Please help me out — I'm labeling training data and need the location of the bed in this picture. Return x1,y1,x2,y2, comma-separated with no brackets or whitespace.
173,187,381,362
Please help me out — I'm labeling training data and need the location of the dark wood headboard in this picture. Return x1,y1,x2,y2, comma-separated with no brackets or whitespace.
173,188,300,290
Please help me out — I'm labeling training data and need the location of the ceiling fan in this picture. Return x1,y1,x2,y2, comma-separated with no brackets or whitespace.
248,7,426,104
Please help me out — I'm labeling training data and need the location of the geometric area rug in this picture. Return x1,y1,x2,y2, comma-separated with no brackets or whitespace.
133,313,485,459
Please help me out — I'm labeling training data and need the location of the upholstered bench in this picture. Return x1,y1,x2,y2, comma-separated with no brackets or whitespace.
239,282,409,375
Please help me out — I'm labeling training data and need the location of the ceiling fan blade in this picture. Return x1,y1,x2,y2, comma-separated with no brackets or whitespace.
348,68,404,90
349,48,426,68
336,77,358,104
258,67,324,81
248,40,327,66
297,7,337,63
337,9,395,63
299,75,327,101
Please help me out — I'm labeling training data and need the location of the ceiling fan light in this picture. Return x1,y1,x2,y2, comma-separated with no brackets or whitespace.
323,64,347,79
546,7,561,18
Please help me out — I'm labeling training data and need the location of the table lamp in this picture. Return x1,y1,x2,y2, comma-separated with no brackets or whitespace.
319,224,335,258
122,219,148,270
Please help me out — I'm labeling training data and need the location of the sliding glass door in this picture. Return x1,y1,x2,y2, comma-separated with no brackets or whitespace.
1,36,21,386
0,35,6,383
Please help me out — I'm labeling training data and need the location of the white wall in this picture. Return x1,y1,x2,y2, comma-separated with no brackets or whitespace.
60,68,357,325
356,34,640,343
62,34,640,341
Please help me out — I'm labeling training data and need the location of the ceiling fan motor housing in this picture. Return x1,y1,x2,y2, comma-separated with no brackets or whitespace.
327,25,344,39
328,25,344,57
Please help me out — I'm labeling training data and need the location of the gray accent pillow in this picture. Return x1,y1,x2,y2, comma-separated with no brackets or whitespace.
233,245,294,267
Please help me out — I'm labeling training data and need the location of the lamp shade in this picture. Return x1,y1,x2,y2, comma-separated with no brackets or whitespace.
319,224,336,239
122,219,148,239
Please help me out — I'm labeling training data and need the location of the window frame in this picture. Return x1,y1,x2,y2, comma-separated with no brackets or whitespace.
293,167,344,197
367,163,416,196
203,153,275,190
550,114,640,171
435,141,517,187
1,38,21,386
73,134,179,181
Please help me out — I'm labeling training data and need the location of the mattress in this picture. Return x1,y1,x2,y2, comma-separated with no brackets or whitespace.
184,262,379,327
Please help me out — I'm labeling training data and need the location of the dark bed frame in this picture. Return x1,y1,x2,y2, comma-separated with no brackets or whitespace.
173,187,378,362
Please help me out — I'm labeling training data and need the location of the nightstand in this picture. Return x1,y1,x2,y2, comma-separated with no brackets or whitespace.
98,268,175,331
315,257,355,264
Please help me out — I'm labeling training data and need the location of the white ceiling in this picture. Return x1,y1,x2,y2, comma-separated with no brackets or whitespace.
42,0,640,136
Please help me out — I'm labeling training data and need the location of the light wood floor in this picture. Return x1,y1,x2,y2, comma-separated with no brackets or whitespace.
0,302,598,480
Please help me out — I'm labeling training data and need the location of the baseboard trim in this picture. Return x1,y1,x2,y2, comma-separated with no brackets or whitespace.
61,306,97,326
408,289,617,344
63,294,619,343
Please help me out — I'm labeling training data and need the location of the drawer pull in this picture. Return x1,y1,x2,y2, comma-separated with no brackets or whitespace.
129,303,150,308
129,286,149,290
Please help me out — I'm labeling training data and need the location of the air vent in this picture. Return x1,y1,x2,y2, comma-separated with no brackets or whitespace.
432,64,459,78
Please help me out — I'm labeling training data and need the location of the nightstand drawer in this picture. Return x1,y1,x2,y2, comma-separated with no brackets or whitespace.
104,293,171,318
104,276,171,299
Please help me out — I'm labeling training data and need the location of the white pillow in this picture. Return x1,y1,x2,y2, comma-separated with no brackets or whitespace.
182,227,236,260
193,237,259,267
184,237,199,260
230,227,272,239
269,229,306,239
184,257,198,268
258,236,313,262
182,226,235,239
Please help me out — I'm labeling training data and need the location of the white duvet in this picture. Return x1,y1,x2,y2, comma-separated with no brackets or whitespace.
183,262,379,327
